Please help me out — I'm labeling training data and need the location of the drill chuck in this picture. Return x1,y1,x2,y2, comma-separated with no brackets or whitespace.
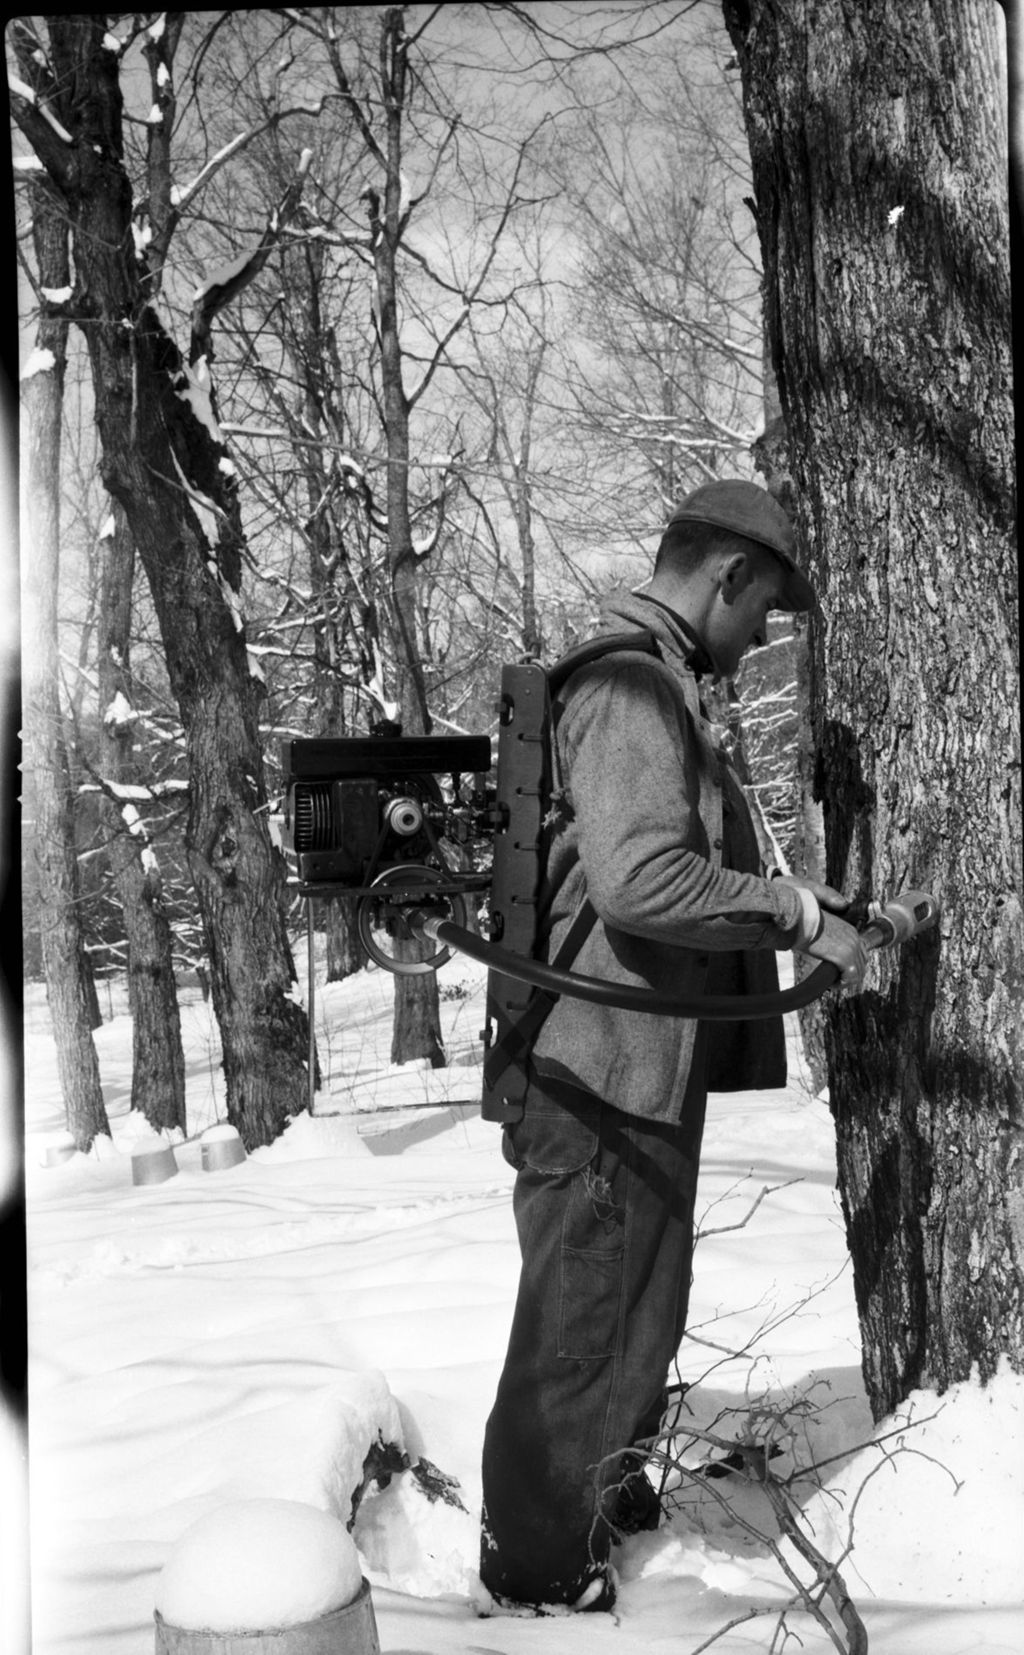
864,890,940,950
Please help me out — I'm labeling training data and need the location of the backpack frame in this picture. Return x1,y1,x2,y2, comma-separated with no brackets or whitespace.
481,629,659,1124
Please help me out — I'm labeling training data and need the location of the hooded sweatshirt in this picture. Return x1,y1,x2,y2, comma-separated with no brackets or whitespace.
529,588,808,1123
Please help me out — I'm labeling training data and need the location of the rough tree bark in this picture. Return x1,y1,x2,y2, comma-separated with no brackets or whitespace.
726,0,1021,1416
752,394,829,1095
338,7,447,1065
95,503,187,1133
12,16,311,1149
509,345,545,662
19,147,110,1151
285,232,368,984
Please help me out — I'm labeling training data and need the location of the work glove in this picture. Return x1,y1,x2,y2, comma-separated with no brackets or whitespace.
773,874,869,992
801,910,870,991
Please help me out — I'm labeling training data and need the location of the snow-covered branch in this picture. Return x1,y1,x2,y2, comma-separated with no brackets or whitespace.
8,20,74,185
79,778,189,802
169,110,330,220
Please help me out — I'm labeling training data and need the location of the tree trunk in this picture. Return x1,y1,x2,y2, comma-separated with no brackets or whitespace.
727,0,1022,1416
96,504,187,1133
325,898,366,981
752,390,829,1093
80,955,103,1031
512,358,544,660
288,236,368,989
789,613,829,1095
21,16,311,1151
369,6,445,1067
20,168,109,1151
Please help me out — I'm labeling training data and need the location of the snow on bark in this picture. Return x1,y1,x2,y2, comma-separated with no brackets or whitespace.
168,449,223,543
367,640,401,723
205,559,245,633
8,74,37,105
21,347,57,379
119,802,160,876
193,250,256,304
40,104,74,143
95,780,188,801
103,691,137,732
174,356,222,443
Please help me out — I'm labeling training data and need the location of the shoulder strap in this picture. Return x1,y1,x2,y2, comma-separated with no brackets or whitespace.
526,628,662,1048
546,625,661,815
481,627,662,1125
546,626,660,698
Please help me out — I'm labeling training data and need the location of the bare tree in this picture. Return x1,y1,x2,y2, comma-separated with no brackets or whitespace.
539,20,764,517
15,22,109,1151
93,503,187,1132
11,15,312,1149
726,0,1021,1415
531,24,803,866
221,5,549,1062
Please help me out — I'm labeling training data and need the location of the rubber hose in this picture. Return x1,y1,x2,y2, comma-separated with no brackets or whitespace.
428,918,840,1020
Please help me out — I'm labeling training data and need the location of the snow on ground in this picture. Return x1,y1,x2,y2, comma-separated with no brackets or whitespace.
19,949,1024,1655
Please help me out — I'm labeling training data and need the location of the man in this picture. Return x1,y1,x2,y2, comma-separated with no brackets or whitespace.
478,479,868,1615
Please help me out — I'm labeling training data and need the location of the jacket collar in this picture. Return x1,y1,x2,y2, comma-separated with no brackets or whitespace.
600,587,716,681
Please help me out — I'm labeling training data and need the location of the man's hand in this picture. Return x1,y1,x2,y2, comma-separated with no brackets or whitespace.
773,874,850,913
802,911,870,991
773,874,868,991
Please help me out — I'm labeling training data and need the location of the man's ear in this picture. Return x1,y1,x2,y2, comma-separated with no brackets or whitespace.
715,550,750,604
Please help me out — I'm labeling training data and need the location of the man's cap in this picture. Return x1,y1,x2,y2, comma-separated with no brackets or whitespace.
666,479,816,613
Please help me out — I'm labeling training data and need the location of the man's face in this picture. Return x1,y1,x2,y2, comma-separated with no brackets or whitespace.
705,542,787,678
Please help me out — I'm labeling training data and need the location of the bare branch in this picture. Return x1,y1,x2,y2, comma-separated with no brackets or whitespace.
190,151,313,360
697,1177,802,1238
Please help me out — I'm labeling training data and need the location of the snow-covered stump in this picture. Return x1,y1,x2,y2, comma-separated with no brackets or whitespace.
154,1500,379,1655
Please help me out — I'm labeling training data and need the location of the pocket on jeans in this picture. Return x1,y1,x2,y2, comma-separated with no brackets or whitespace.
507,1104,598,1176
559,1245,623,1359
558,1165,625,1359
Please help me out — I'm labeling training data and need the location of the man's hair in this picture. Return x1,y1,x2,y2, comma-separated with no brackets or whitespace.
654,519,750,577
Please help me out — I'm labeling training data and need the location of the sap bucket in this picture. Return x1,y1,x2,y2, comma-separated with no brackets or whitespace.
153,1582,380,1655
200,1124,247,1173
131,1138,179,1186
42,1131,76,1168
